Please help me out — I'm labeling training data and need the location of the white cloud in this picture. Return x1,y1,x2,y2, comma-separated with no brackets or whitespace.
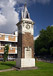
34,35,39,40
0,0,19,33
0,14,7,25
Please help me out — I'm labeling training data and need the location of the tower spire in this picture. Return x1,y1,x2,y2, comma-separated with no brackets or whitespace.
21,4,30,19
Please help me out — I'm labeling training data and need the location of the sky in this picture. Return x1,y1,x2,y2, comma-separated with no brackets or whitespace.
0,0,53,37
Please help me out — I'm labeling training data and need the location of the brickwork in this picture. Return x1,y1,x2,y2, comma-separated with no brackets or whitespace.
0,47,4,53
18,32,34,58
9,47,15,53
0,34,5,40
22,33,34,58
8,35,16,41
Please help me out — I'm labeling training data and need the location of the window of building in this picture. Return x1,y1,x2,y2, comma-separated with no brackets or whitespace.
0,42,1,46
9,43,12,47
11,36,14,38
1,44,4,46
10,48,14,50
0,48,2,50
0,35,1,37
5,35,8,41
15,48,17,50
0,55,3,58
0,35,3,37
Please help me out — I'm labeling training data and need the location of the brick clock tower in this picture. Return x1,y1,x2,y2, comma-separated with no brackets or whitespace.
16,4,35,68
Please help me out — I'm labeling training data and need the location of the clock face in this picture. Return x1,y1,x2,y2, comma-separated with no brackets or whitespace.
26,24,30,29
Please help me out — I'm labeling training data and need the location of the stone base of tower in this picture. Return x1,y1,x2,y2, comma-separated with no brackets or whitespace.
16,58,35,68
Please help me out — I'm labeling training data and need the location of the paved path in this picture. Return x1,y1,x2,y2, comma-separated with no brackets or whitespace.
0,68,15,72
0,67,38,72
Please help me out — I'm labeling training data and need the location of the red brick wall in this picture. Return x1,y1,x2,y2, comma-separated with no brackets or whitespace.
8,36,16,41
18,32,34,58
22,33,34,58
0,34,5,40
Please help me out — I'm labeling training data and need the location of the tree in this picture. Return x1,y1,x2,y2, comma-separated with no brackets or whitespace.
34,26,53,57
3,44,9,62
50,47,53,56
40,48,47,56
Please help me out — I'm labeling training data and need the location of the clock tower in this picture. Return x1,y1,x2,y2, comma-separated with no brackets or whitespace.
16,4,35,68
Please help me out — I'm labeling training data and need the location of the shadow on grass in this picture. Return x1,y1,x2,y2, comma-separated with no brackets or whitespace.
0,62,15,67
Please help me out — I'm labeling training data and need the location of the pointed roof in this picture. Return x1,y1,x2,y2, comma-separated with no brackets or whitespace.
21,4,30,19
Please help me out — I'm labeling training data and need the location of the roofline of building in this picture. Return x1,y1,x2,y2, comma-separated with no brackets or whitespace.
0,52,17,54
0,40,17,42
0,33,18,37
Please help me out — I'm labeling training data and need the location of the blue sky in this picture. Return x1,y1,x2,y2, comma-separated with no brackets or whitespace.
0,0,53,37
27,0,53,36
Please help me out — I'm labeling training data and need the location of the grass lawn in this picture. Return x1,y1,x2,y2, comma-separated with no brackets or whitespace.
0,61,53,76
0,61,16,70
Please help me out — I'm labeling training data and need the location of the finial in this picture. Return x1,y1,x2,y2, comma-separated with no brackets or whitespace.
24,2,27,7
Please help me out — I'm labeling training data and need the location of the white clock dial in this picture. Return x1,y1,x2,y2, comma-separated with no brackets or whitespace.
26,24,30,29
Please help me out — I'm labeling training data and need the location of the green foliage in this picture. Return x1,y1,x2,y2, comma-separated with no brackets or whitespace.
0,61,16,70
3,45,9,62
50,47,53,56
40,48,47,56
34,26,53,57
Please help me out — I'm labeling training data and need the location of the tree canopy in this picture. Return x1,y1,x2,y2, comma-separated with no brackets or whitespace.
3,44,9,62
34,26,53,57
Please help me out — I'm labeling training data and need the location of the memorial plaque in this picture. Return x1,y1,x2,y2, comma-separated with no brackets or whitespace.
25,47,32,58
